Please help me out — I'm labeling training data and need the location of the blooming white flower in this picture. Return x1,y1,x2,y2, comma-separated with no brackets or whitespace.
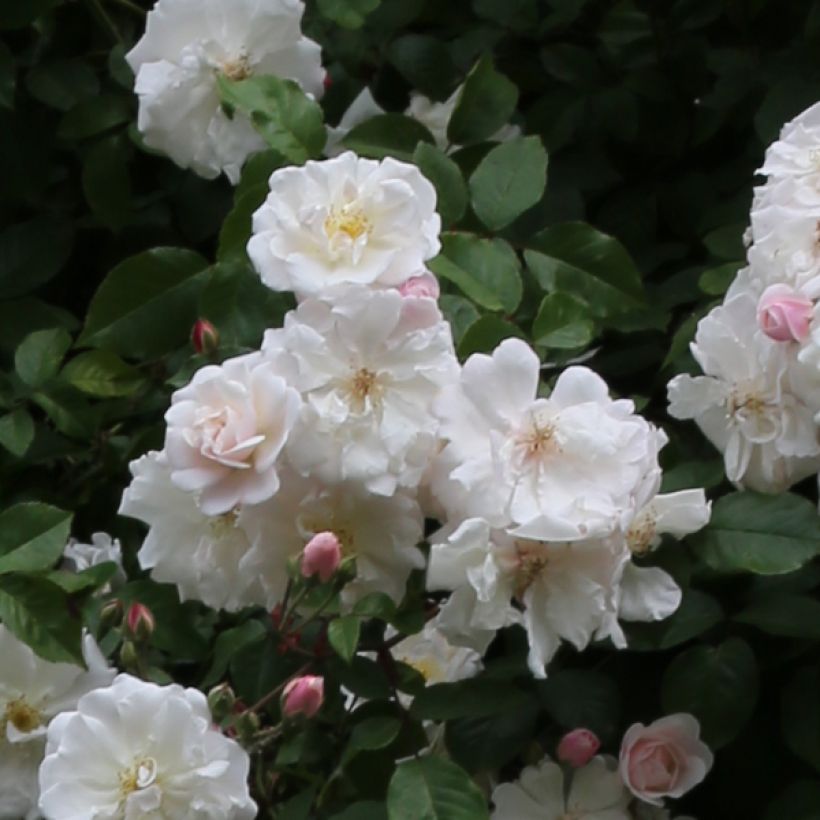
268,285,458,495
62,532,126,590
390,620,483,687
0,739,41,820
429,517,633,677
248,152,441,297
126,0,324,183
431,338,661,534
668,293,820,492
491,755,631,820
759,101,820,187
119,451,295,612
38,674,256,820
407,86,520,152
164,352,301,516
0,626,113,819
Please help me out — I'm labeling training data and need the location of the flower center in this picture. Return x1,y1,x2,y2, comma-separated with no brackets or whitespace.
119,756,159,798
512,412,561,468
324,204,371,243
727,389,771,420
209,508,241,538
221,54,252,81
3,698,42,734
405,657,442,682
513,541,550,597
627,512,656,555
344,367,383,412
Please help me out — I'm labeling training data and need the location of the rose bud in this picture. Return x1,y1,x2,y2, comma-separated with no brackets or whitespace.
191,318,220,355
125,602,156,642
619,713,714,805
301,531,342,583
757,284,813,342
281,675,324,719
207,683,237,723
398,271,440,301
99,598,124,630
557,728,601,768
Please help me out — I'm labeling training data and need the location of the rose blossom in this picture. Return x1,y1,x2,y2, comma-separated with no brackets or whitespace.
619,713,713,805
163,352,301,515
757,283,813,342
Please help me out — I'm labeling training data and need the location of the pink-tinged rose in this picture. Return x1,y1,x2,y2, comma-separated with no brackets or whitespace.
757,284,813,342
282,675,324,719
619,714,714,805
164,354,301,515
398,271,440,300
557,728,601,768
125,603,155,641
301,531,342,583
191,318,220,355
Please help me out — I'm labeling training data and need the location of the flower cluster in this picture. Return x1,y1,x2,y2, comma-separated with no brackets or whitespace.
491,714,712,820
668,102,820,493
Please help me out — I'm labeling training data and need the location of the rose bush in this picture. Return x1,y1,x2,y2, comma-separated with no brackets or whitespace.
0,1,820,819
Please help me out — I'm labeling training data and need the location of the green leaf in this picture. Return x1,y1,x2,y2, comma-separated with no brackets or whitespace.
0,0,57,29
538,670,621,743
0,574,82,664
318,0,381,28
783,666,820,774
413,143,468,226
62,350,146,398
411,679,532,721
82,135,132,232
528,222,645,303
343,114,435,162
0,408,35,457
57,94,131,140
218,75,325,164
332,803,389,820
625,589,723,651
332,656,392,700
46,563,118,594
703,224,746,260
27,60,100,111
79,248,210,360
690,491,820,575
469,137,548,230
202,620,267,688
447,55,519,146
430,233,522,313
439,295,479,344
661,638,758,748
736,593,820,639
15,328,72,388
457,315,526,358
328,615,361,663
351,592,397,621
0,502,73,574
345,716,402,760
699,261,741,296
388,35,459,99
532,292,595,349
387,757,489,820
0,216,74,299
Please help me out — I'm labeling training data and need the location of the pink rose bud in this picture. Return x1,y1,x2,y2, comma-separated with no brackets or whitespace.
282,675,324,719
619,714,714,805
323,73,332,91
301,531,342,583
398,272,440,301
125,603,155,641
557,728,601,768
191,318,220,355
757,284,813,342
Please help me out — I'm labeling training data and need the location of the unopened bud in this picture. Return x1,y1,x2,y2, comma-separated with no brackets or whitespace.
233,710,261,742
100,598,124,630
191,319,219,356
557,728,600,768
281,675,324,719
119,640,139,669
125,603,155,642
207,683,237,723
301,531,342,583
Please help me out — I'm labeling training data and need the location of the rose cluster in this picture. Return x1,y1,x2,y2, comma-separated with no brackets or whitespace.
668,102,820,494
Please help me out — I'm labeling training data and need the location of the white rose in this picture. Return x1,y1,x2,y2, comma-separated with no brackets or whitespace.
248,152,441,297
126,0,324,183
164,353,301,515
38,674,256,820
